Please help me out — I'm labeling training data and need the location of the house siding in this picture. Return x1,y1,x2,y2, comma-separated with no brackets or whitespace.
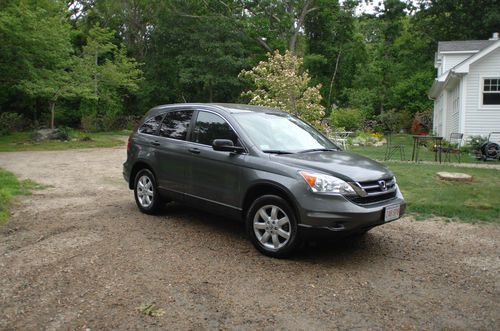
443,54,472,73
433,94,444,136
464,47,500,138
445,83,460,138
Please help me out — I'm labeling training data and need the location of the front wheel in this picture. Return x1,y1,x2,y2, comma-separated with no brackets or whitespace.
246,195,300,258
134,169,164,214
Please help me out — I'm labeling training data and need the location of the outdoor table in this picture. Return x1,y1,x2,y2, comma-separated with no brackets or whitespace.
411,135,444,162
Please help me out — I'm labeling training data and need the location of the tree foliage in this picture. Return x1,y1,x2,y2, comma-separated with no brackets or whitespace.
0,0,499,132
240,50,325,127
75,25,142,130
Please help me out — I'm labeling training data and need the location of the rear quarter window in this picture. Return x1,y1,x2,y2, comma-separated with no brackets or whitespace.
138,115,164,135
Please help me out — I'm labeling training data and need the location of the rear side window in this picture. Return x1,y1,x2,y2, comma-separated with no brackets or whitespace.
159,110,193,140
138,115,164,135
191,111,238,146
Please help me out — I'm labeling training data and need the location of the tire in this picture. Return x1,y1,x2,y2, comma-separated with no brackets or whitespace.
246,195,300,258
133,169,164,214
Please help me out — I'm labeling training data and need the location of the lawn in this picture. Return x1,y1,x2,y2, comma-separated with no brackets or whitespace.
350,134,500,223
387,163,500,223
0,130,128,152
349,135,500,223
0,168,42,226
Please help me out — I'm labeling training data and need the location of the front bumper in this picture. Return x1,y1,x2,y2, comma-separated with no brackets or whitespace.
295,187,406,237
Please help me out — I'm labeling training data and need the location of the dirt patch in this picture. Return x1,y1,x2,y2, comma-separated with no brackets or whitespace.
0,148,499,330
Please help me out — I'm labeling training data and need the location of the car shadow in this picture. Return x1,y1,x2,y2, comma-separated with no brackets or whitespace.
145,202,390,264
156,202,247,238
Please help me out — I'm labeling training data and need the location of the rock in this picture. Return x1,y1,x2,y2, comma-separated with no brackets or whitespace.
436,172,473,182
31,129,69,142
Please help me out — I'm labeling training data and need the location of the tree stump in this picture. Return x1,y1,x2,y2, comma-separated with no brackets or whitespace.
436,172,473,182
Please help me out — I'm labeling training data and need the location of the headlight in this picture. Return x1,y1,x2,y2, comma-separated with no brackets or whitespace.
299,171,356,195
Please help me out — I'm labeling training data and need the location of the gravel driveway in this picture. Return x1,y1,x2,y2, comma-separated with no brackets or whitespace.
0,146,498,330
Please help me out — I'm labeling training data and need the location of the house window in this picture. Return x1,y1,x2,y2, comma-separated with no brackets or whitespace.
483,78,500,105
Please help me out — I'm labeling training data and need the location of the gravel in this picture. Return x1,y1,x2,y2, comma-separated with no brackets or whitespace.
0,147,498,330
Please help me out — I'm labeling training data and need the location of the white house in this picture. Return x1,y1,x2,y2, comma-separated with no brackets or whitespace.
428,33,500,142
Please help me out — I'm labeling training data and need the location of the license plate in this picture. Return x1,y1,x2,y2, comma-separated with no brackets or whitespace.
384,204,400,222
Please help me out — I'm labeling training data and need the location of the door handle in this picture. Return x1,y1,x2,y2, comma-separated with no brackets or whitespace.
151,141,160,146
188,148,201,154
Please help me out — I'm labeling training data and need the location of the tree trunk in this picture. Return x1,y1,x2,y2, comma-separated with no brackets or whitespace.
50,100,56,130
288,0,315,53
327,51,342,109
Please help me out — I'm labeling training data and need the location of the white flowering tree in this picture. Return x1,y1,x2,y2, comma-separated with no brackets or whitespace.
239,50,325,129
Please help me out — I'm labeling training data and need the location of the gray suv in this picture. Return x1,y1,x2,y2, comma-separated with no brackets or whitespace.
123,103,405,257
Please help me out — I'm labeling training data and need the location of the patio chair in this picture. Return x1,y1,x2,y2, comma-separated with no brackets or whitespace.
443,132,464,163
331,131,352,150
384,132,406,161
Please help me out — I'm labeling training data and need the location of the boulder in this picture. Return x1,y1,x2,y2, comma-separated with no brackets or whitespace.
31,128,69,142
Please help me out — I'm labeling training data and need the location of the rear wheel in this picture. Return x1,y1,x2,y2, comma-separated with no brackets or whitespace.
134,169,164,214
246,195,300,258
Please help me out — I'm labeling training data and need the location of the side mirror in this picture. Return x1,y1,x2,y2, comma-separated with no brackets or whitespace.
212,139,245,153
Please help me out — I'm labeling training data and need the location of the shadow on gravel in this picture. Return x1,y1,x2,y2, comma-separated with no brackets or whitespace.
140,202,389,265
157,202,247,238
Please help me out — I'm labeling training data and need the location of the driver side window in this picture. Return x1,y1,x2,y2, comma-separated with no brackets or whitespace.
191,111,238,146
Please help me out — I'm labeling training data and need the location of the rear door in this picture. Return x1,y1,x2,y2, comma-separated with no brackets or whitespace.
185,110,246,211
155,109,194,197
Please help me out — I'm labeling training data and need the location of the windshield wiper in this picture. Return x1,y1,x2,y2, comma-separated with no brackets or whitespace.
262,150,295,154
298,148,336,153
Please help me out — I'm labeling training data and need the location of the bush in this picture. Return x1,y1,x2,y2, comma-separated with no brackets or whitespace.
410,110,432,134
377,109,412,133
81,114,99,132
351,131,385,147
466,135,488,153
329,108,365,131
0,112,24,136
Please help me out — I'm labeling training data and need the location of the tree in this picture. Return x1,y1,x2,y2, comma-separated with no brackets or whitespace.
304,0,363,111
76,25,143,130
414,0,500,42
239,50,325,127
0,1,74,128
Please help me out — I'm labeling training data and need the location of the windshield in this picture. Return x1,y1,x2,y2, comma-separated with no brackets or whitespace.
233,112,337,153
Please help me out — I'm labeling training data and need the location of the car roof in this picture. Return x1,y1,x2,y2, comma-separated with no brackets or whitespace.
147,103,284,116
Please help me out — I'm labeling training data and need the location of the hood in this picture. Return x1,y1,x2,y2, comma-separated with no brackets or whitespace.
270,151,393,182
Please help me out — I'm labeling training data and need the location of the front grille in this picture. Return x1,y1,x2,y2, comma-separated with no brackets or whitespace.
348,177,397,205
347,190,397,204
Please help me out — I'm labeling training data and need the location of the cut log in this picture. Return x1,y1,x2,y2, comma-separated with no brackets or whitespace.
436,172,473,182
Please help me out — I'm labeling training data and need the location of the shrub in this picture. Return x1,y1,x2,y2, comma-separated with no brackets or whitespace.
329,108,365,131
410,110,432,134
0,112,24,136
466,135,488,153
81,114,98,132
377,109,412,133
351,131,384,147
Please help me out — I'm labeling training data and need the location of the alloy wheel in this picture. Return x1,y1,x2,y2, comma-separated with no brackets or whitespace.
253,205,291,250
136,175,154,208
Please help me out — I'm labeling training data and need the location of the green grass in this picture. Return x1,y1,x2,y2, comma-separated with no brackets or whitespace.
350,139,500,223
0,130,128,152
388,163,500,223
0,168,43,225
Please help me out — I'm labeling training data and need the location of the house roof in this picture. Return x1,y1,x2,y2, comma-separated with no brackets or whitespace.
438,40,496,53
429,39,500,99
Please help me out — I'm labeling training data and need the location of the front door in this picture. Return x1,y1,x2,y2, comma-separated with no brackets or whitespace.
184,110,246,212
